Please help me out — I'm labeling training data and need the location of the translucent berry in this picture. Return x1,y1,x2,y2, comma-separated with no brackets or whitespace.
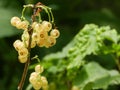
50,29,60,38
32,22,38,29
18,48,28,56
32,32,38,42
33,81,42,90
39,30,48,39
42,21,52,32
34,23,42,32
35,65,44,74
11,16,21,26
21,30,29,42
18,55,27,63
41,76,48,86
13,40,25,51
16,20,29,30
45,36,56,48
37,38,46,47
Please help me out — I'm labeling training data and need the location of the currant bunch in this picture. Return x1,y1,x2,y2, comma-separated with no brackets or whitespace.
29,65,48,90
11,3,60,90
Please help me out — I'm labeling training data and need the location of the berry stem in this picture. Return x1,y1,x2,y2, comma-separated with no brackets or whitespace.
17,4,38,90
18,26,33,90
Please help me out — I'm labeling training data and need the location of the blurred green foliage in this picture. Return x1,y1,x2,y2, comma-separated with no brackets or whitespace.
0,0,120,90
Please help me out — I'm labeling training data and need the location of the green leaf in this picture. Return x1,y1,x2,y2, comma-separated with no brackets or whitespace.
73,62,120,90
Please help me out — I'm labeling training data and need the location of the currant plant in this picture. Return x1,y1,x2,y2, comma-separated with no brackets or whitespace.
40,24,120,90
11,2,60,90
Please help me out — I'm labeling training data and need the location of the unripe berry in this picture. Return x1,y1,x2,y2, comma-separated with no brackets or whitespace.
35,65,44,74
50,29,60,38
11,16,21,26
42,21,52,32
18,55,27,63
13,40,25,51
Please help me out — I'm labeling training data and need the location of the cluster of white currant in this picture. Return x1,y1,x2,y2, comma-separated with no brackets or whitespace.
11,16,60,63
29,64,48,90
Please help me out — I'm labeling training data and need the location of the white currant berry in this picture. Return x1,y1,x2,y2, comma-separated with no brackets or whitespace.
39,30,48,39
21,30,29,41
42,21,52,32
50,29,60,38
11,16,21,26
32,22,38,29
13,40,25,51
37,38,46,47
33,81,42,90
41,76,48,86
18,48,28,56
18,55,27,63
16,20,29,30
25,40,36,48
32,32,38,42
34,23,42,32
35,65,44,74
45,36,56,48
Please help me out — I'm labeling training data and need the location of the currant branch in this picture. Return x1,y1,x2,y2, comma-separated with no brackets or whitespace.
11,2,60,90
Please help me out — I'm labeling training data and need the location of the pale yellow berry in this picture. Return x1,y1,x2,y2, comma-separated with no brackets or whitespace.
50,29,60,38
18,55,27,63
11,16,21,26
25,40,36,48
41,21,52,32
34,23,42,32
13,40,25,51
39,30,48,39
32,22,38,29
29,75,37,84
45,36,56,48
33,81,42,90
41,76,48,86
16,20,29,30
32,32,38,42
35,65,44,74
21,30,29,41
18,48,28,56
37,38,46,47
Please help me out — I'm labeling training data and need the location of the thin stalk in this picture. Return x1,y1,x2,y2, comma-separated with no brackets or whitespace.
18,6,36,90
18,26,33,90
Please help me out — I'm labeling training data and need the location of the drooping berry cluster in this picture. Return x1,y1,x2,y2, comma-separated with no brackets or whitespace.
29,65,48,90
11,16,60,63
11,3,60,90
